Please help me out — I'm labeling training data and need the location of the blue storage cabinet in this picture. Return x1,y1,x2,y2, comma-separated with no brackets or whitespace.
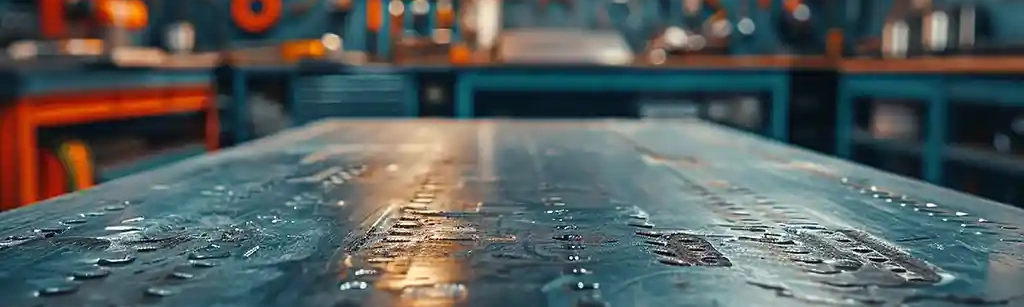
291,70,419,124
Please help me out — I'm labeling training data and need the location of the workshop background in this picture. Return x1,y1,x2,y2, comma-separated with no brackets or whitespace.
1,0,1023,210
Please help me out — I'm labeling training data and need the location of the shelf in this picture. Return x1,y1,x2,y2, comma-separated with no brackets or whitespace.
850,130,923,156
945,145,1024,176
96,143,207,182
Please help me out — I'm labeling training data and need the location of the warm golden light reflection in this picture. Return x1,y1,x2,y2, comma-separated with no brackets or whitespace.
330,123,479,307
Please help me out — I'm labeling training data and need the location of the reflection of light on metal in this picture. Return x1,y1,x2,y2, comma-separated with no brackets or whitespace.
870,103,918,140
412,0,430,15
664,27,688,47
1012,117,1024,134
400,283,469,302
959,6,976,48
793,4,811,22
321,33,343,51
883,20,909,58
686,35,706,51
7,41,38,60
475,0,501,50
598,49,632,65
339,281,369,290
437,0,452,10
994,133,1011,153
389,0,405,16
737,18,756,35
924,12,949,52
166,22,195,53
432,29,452,44
710,19,732,38
648,48,667,65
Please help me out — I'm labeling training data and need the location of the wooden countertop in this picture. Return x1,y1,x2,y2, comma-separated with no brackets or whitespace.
395,54,836,70
839,57,1024,73
647,55,834,69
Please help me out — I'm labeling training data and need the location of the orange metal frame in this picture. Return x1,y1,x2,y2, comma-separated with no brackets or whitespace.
0,85,220,209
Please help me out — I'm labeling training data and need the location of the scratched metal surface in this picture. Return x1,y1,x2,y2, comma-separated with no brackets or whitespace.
2,119,1024,307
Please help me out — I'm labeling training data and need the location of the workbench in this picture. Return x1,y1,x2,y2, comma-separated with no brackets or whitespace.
0,119,1021,306
836,57,1024,185
0,66,220,209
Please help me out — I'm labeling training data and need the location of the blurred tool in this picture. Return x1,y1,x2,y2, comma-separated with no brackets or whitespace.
393,0,458,63
879,0,991,58
870,102,919,141
498,29,633,65
776,0,814,47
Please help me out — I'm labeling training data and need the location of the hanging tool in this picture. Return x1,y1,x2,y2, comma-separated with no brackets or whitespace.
921,2,990,55
776,0,815,48
230,0,283,33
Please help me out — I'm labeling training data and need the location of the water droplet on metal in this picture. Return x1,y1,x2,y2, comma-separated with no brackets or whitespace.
791,256,823,264
566,267,592,275
555,224,578,230
339,281,370,291
553,234,582,241
574,282,600,290
97,255,136,266
924,203,938,208
61,219,87,225
658,257,691,266
145,287,176,297
37,283,79,296
72,268,111,280
189,260,217,268
645,239,668,246
635,230,662,238
105,225,142,232
783,248,810,254
355,269,379,276
955,211,969,217
81,212,105,217
36,227,67,234
189,245,231,260
104,205,127,211
137,246,158,252
651,248,675,257
830,259,863,270
805,267,841,275
400,283,468,300
851,247,873,253
628,221,655,229
394,221,421,229
169,272,195,279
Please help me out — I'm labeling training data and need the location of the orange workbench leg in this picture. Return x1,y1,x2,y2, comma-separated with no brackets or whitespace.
0,104,16,210
39,149,67,200
204,94,221,151
14,101,39,206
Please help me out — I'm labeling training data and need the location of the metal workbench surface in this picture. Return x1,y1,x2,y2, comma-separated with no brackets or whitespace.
2,119,1024,307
